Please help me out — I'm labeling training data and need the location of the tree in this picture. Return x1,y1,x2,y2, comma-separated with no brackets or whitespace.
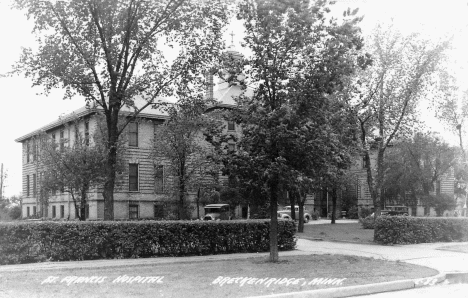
226,0,364,261
436,72,468,162
13,0,229,220
39,119,121,220
349,24,449,217
152,97,224,220
8,205,22,220
383,132,457,215
435,72,468,210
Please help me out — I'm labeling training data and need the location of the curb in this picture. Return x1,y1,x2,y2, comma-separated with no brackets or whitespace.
247,273,447,298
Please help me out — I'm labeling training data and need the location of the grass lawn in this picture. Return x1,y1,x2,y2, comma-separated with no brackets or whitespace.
0,254,436,298
299,222,375,244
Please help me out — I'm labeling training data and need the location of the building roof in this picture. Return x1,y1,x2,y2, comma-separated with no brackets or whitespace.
15,81,254,143
212,82,254,106
15,95,169,143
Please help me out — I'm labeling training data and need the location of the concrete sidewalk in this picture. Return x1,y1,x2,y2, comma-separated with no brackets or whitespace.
295,239,468,274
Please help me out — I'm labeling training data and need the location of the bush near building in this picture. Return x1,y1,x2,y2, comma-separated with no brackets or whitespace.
374,216,468,244
359,216,375,229
0,219,296,265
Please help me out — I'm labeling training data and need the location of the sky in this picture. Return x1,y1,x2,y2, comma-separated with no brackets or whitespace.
0,0,467,197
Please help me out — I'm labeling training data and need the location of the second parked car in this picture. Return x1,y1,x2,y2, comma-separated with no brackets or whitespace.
277,206,312,223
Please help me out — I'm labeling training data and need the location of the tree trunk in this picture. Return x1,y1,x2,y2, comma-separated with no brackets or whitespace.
422,183,431,216
73,197,80,219
80,184,88,221
269,180,279,262
363,150,377,214
298,197,304,233
331,187,337,224
179,178,186,220
196,187,200,219
289,190,296,221
103,110,119,221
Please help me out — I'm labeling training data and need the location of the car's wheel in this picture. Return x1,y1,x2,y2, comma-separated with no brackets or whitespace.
304,215,310,223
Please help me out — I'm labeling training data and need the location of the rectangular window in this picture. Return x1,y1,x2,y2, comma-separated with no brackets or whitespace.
33,206,37,216
227,121,235,131
32,139,36,161
52,133,56,145
52,206,56,218
74,124,79,146
26,142,30,163
27,206,30,217
33,174,37,197
60,129,65,152
154,203,164,219
129,163,139,191
60,205,64,218
85,204,89,219
128,122,138,147
85,121,90,146
154,165,164,193
129,201,139,219
26,175,30,197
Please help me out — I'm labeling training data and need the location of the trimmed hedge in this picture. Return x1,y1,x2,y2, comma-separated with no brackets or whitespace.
374,216,468,245
0,219,296,265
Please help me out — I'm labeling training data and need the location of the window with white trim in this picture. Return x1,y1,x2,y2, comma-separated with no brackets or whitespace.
128,122,138,147
129,163,139,191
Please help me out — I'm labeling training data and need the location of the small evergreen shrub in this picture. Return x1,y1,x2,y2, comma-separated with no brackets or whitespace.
0,219,296,265
8,206,22,220
311,211,319,220
359,207,373,219
374,217,468,245
346,206,359,219
359,216,375,229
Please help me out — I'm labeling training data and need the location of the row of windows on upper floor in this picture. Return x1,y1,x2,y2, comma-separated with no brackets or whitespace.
24,120,237,163
127,120,237,147
24,158,230,199
24,163,167,198
24,121,90,163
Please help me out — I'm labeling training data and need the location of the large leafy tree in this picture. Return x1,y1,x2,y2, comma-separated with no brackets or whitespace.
39,120,123,220
226,0,364,262
152,97,224,220
436,72,468,162
383,132,457,215
348,24,449,216
12,0,229,220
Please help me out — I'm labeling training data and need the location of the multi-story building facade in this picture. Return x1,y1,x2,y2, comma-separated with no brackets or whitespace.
16,102,174,220
16,56,253,221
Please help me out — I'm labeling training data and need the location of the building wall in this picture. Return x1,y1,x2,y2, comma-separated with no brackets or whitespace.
21,115,99,218
19,113,237,220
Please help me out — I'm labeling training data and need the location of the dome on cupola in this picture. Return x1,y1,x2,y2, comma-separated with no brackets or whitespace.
223,44,243,62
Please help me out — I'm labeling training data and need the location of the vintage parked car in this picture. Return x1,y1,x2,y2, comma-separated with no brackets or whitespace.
370,210,409,217
203,204,231,221
277,205,312,223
